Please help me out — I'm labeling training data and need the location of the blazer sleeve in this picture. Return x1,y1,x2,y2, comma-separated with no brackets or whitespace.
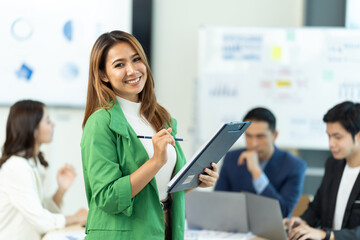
2,158,65,233
214,153,232,191
261,158,306,218
81,111,134,216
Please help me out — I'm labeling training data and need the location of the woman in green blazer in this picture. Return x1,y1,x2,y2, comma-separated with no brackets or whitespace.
81,30,219,240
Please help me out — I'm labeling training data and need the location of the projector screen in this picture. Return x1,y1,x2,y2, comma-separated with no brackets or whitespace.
0,0,132,107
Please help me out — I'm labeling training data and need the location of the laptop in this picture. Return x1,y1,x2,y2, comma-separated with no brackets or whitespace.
246,192,288,240
185,191,288,240
185,190,248,232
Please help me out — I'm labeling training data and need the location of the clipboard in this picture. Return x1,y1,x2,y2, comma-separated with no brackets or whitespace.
167,121,251,193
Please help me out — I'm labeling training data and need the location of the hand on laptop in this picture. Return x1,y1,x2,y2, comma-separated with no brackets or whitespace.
284,216,328,240
283,216,307,233
288,224,326,240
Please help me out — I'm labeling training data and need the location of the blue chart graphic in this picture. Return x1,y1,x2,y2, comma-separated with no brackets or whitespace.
339,83,360,101
63,20,73,41
209,83,238,97
11,18,33,41
222,34,262,61
61,63,79,81
16,63,33,81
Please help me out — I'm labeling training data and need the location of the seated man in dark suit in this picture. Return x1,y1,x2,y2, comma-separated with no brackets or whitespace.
215,107,306,218
285,101,360,240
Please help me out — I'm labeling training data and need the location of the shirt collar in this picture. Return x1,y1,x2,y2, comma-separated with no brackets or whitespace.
115,95,141,117
259,146,279,170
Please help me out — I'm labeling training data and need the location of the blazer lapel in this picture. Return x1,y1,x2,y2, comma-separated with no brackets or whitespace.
263,146,281,180
109,101,148,166
130,133,160,196
109,101,130,138
328,160,346,224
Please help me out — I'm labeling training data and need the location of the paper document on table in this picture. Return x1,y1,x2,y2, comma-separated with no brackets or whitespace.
45,231,86,240
185,229,256,240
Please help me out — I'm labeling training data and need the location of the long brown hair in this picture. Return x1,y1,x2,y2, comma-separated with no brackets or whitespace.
82,30,171,131
0,100,49,168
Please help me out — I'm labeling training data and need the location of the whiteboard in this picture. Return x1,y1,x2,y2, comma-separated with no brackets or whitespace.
0,0,131,107
197,26,360,150
346,0,360,29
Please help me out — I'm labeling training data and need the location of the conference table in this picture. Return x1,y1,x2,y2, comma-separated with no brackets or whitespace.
42,224,268,240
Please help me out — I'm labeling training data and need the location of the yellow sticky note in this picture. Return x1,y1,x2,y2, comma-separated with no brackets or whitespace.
272,46,282,60
276,80,291,87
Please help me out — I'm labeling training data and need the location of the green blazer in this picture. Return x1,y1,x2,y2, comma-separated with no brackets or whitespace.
81,102,186,240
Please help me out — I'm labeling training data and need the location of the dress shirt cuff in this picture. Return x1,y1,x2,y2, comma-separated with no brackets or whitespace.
253,172,269,194
55,214,66,229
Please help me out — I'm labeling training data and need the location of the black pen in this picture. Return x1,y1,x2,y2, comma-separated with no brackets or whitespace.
137,135,184,141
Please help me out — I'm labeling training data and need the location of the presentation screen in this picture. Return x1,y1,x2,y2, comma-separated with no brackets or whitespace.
346,0,360,29
198,26,360,149
0,0,131,107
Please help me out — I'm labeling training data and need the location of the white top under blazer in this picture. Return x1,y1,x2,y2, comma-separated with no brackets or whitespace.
116,96,177,201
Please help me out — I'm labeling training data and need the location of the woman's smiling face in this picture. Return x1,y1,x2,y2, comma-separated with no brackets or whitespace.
103,41,147,102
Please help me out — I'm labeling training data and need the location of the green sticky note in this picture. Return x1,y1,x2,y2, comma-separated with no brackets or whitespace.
287,30,296,41
323,71,334,81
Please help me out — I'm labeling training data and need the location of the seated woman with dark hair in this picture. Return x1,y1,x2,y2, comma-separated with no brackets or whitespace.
0,100,87,240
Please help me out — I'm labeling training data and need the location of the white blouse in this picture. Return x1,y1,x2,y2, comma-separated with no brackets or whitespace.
0,156,65,240
116,96,177,201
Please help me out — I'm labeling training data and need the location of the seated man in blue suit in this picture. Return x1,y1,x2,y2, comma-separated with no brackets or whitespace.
215,107,306,218
285,101,360,240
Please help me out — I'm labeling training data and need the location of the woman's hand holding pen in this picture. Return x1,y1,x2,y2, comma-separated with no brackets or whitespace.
130,128,175,198
198,162,219,188
151,128,175,166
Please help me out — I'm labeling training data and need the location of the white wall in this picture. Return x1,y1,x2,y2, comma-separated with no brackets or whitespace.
0,0,305,215
152,0,305,157
43,108,87,215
